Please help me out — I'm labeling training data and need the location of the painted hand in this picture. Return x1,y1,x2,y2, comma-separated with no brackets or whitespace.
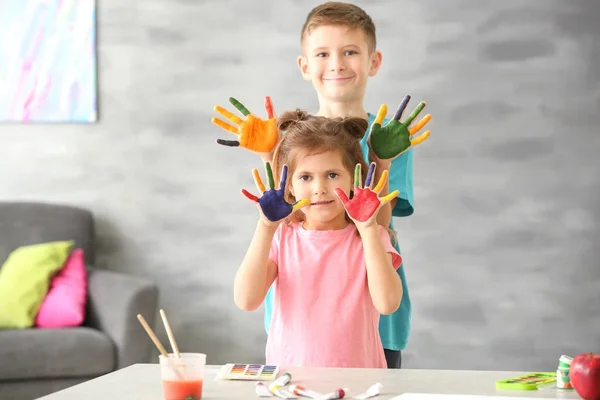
335,163,399,224
368,95,432,160
242,162,309,223
212,96,280,153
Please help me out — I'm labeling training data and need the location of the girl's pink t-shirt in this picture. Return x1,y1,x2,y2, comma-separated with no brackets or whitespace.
266,222,402,368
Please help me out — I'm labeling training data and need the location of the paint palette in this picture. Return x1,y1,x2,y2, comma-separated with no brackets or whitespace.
218,363,280,381
495,372,556,390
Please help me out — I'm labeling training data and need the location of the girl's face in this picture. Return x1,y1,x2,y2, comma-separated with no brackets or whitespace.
288,149,353,230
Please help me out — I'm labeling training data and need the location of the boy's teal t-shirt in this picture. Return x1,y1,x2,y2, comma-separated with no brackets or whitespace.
262,113,413,351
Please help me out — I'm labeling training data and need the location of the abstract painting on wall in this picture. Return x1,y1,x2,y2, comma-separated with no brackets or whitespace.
0,0,97,123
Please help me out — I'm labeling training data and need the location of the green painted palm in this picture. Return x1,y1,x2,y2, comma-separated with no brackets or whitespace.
368,95,432,160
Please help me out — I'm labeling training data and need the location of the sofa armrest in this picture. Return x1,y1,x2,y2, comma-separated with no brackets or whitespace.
85,268,159,369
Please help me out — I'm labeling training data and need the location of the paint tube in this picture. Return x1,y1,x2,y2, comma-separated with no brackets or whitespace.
289,384,324,399
352,382,382,399
316,388,345,400
256,382,274,397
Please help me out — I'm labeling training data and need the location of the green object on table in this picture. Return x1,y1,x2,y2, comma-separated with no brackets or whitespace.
495,372,556,390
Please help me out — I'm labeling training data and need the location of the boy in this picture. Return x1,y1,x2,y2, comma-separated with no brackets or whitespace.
213,1,431,369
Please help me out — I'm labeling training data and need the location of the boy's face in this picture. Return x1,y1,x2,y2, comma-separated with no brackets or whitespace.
298,25,382,104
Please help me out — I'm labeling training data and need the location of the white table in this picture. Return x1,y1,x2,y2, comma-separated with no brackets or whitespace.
35,364,581,400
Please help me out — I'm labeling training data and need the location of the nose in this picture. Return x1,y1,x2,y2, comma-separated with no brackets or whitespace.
328,54,346,72
312,178,328,195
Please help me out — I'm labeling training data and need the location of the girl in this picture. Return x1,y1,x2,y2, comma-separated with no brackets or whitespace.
233,110,403,368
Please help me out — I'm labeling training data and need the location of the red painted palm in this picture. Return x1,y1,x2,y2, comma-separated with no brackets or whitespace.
335,163,399,223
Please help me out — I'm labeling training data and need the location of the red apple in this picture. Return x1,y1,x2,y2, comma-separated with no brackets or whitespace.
570,352,600,400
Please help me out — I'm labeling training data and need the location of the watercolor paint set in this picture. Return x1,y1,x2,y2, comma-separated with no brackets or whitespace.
218,363,280,381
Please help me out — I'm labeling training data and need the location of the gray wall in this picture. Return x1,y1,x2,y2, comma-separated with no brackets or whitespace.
1,0,598,371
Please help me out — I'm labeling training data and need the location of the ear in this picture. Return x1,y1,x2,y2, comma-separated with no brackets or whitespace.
368,50,383,77
297,55,312,81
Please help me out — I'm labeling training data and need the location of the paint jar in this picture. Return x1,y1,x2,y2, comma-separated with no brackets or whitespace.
557,355,573,389
559,355,573,370
557,369,572,389
160,353,206,400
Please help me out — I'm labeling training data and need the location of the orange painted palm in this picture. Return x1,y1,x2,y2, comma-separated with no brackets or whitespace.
212,96,280,153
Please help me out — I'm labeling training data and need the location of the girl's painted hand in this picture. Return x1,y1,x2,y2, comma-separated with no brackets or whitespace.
242,162,309,224
368,95,432,160
334,163,399,229
212,96,280,154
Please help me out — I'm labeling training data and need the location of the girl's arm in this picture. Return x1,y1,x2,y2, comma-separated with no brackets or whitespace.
360,225,402,315
234,221,279,312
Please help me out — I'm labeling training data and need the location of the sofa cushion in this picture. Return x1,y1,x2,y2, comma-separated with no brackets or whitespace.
35,248,88,328
0,327,114,380
0,241,74,329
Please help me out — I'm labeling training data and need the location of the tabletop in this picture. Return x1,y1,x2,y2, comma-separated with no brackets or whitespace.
36,364,581,400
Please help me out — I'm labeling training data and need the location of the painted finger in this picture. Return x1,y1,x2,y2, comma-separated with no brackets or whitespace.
403,101,426,127
241,188,259,203
265,96,275,119
229,97,251,116
380,189,400,204
279,164,288,190
334,187,350,206
211,117,238,134
411,130,431,147
392,95,411,121
214,105,243,125
365,162,376,188
216,139,240,147
252,168,266,193
374,104,387,126
265,162,275,189
354,163,362,189
409,114,432,135
291,198,310,212
373,170,389,194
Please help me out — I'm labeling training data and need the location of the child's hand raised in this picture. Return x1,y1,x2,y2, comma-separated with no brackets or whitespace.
242,162,309,225
334,163,399,229
368,95,432,160
212,96,280,154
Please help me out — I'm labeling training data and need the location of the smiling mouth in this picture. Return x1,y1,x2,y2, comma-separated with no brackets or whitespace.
323,77,353,81
311,200,334,206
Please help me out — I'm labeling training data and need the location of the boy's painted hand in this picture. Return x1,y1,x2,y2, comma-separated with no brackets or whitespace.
241,162,309,223
368,95,432,160
212,96,280,153
335,163,399,225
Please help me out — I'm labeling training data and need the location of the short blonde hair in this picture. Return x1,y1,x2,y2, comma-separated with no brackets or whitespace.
301,2,377,52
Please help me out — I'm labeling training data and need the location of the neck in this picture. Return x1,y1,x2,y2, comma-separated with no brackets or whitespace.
302,214,349,231
316,97,369,120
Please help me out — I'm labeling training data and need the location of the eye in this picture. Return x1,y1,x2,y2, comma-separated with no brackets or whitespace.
328,173,339,179
345,50,358,56
316,52,327,58
299,175,310,181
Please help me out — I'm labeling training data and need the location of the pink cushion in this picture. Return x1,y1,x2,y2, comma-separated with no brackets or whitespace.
35,248,88,328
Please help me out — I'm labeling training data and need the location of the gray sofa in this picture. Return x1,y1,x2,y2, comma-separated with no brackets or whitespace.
0,202,159,400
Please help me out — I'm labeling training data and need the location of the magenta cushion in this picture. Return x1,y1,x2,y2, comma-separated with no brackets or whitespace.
35,248,88,328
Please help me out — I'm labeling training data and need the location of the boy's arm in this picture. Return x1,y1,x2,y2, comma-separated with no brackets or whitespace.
370,157,394,228
361,225,402,315
233,221,278,312
370,148,414,225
